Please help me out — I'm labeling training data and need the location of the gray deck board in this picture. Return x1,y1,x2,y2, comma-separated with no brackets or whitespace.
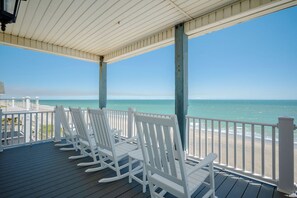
242,182,262,198
226,177,249,198
0,142,280,198
214,174,238,197
257,184,275,198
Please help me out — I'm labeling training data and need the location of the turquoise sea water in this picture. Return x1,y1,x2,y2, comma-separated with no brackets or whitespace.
40,100,297,125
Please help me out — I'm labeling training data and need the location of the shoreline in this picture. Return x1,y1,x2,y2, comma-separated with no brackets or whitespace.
187,128,297,182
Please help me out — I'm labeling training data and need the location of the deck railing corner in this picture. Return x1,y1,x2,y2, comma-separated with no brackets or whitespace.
277,117,295,194
0,108,2,152
54,106,61,142
127,107,136,138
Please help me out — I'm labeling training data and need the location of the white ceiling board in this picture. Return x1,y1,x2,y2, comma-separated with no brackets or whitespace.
53,0,114,46
84,1,183,54
1,0,295,64
41,0,84,43
95,13,184,55
87,12,183,53
63,0,141,49
46,0,97,44
68,0,149,50
25,0,52,39
30,0,64,41
17,0,40,38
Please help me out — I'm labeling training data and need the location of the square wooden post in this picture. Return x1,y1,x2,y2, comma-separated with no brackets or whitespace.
175,23,188,150
99,56,107,109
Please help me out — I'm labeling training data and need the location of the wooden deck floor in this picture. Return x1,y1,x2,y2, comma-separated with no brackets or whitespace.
0,142,282,198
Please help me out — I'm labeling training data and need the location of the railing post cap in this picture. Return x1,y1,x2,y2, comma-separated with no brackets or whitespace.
128,107,136,112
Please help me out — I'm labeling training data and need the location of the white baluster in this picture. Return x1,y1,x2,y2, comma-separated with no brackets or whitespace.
35,96,39,111
11,97,15,108
25,96,30,111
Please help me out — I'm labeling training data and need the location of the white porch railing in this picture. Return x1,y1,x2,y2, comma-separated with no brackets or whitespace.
1,107,296,194
105,108,130,137
186,116,296,193
62,108,134,138
0,109,55,151
0,97,41,111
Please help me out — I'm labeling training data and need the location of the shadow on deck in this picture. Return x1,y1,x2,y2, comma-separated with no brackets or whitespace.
0,142,282,198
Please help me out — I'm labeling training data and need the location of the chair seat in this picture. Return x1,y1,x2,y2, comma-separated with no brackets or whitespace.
78,134,96,148
100,142,138,158
186,164,209,194
115,143,138,157
128,149,143,161
64,128,77,136
151,160,210,195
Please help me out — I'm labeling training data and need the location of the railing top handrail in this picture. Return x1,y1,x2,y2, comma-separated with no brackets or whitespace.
136,111,172,118
186,115,278,127
0,98,35,100
104,108,129,113
2,110,54,115
63,108,129,114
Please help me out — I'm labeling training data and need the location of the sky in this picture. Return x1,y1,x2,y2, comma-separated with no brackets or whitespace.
0,6,296,100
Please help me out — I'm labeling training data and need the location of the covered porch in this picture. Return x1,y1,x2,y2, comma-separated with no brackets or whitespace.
1,0,297,197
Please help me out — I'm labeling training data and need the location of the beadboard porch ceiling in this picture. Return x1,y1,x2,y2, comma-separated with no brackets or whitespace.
0,0,296,63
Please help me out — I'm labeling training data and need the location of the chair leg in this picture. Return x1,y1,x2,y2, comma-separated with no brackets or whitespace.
142,162,147,193
60,147,76,151
68,154,87,159
77,160,101,166
115,159,121,177
98,157,133,183
129,156,132,183
149,181,158,198
99,172,130,183
69,146,87,159
85,165,107,172
209,163,216,198
55,142,72,147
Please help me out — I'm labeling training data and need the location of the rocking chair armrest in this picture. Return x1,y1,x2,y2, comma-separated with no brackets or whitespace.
87,129,97,140
111,128,122,136
188,153,217,175
115,135,138,145
125,135,138,142
111,129,122,143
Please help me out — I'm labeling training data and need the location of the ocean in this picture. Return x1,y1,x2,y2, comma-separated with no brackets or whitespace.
40,99,297,125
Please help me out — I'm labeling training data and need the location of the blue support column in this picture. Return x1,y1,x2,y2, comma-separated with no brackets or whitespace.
175,23,188,150
99,56,107,109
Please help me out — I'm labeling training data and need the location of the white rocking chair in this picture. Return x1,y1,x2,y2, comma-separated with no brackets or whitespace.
134,113,217,198
86,108,138,183
69,107,102,167
54,105,78,151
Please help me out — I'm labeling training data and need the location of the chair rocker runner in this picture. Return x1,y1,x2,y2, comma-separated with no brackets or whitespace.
69,107,102,167
87,108,138,183
54,105,78,151
134,113,217,198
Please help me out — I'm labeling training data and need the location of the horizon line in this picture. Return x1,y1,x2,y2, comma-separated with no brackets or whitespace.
35,98,297,101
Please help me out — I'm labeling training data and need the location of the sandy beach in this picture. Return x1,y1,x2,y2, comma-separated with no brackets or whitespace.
187,128,297,183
